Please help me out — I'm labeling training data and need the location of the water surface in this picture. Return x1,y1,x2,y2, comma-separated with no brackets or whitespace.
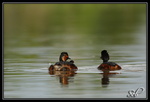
4,34,146,99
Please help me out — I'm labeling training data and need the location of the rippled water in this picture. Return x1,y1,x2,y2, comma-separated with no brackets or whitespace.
4,41,146,99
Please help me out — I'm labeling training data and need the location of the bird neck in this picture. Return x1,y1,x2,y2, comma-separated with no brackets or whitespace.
103,60,108,63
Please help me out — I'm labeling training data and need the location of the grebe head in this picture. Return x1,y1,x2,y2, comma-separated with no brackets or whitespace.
101,50,110,62
59,52,70,62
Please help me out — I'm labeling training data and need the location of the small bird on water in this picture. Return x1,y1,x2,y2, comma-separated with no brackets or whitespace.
98,50,122,71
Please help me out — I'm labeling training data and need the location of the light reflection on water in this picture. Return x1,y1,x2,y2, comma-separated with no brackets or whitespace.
4,30,147,98
4,69,146,98
4,42,146,98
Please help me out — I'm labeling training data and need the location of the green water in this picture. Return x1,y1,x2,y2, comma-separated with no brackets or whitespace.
3,3,147,99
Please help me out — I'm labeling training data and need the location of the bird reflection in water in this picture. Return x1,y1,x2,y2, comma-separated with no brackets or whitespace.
100,69,120,87
101,70,110,86
49,70,77,86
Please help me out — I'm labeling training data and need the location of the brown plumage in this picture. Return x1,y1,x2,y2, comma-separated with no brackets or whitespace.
49,52,78,71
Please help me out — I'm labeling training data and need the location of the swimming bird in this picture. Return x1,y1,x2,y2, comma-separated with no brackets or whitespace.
49,52,78,71
98,50,121,71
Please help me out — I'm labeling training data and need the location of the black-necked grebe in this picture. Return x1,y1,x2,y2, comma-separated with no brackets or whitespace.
98,50,121,71
49,52,78,71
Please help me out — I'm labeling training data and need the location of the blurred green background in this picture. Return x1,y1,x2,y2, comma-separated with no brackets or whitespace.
4,3,146,47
